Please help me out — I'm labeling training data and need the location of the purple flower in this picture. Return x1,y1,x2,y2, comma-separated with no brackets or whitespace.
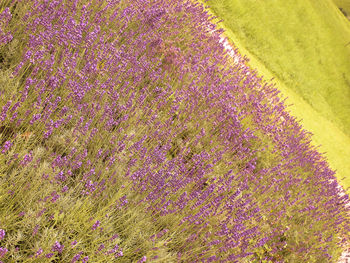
45,253,54,258
115,194,129,209
50,191,60,203
115,250,123,258
71,240,78,247
92,220,100,230
51,241,64,254
71,252,82,263
32,224,39,236
35,248,43,258
29,113,41,124
97,244,105,252
0,31,12,45
20,151,33,166
54,171,66,182
110,234,119,241
62,185,69,193
137,256,147,263
1,141,12,154
0,247,8,258
82,256,89,263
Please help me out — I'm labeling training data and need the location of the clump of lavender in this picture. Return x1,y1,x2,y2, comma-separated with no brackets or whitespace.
0,0,349,262
0,7,12,45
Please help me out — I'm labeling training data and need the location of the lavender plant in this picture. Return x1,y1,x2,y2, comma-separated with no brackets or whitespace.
0,0,349,262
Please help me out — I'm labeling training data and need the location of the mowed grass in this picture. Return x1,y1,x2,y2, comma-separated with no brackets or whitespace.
334,0,350,18
203,0,350,136
200,0,350,194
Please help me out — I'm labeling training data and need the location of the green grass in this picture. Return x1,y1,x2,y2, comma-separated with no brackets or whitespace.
201,0,350,195
334,0,350,18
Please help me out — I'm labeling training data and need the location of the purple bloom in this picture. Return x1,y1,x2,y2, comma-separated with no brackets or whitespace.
50,191,60,203
62,185,69,193
97,244,105,252
92,220,100,230
29,113,41,124
137,256,147,263
45,253,54,258
115,249,123,258
0,247,7,258
1,141,12,154
71,252,82,263
51,241,64,254
110,234,119,241
20,151,33,166
35,248,43,258
32,224,39,236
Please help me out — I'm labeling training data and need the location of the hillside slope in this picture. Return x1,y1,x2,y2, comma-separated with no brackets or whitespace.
1,0,350,261
334,0,350,19
200,0,350,194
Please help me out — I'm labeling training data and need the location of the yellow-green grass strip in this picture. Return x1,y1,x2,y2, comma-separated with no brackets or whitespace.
197,0,350,195
333,0,350,19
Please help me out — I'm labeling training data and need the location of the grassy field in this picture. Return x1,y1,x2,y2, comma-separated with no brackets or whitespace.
334,0,350,18
201,0,350,194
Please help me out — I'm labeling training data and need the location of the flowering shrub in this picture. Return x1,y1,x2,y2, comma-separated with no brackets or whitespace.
0,0,349,262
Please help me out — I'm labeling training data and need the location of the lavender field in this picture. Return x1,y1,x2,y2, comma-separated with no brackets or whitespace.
0,0,349,262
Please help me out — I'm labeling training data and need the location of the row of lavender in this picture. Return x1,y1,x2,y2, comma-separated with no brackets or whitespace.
0,0,349,262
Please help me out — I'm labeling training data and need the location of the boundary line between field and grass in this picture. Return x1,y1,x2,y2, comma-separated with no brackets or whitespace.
196,0,350,199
